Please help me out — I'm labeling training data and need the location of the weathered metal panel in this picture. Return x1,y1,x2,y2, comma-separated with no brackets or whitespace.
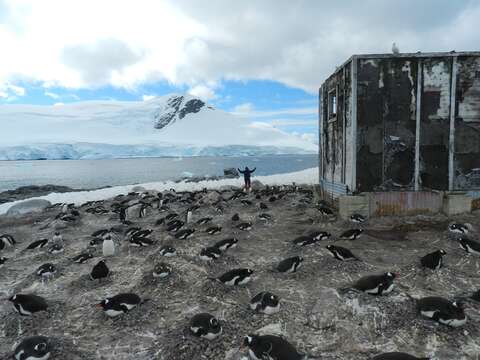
369,191,443,216
454,56,480,190
420,58,451,190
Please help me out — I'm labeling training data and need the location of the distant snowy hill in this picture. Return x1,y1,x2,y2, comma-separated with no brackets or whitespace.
0,94,316,160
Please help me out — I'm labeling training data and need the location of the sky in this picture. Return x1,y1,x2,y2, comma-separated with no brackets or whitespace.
0,0,479,142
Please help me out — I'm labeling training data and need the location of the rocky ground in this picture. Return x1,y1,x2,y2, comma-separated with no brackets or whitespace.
0,184,480,360
0,185,78,204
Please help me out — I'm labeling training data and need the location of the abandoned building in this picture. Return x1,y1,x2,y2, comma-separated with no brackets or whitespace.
319,51,480,215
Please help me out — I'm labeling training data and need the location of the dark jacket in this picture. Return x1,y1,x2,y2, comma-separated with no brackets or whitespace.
238,167,256,180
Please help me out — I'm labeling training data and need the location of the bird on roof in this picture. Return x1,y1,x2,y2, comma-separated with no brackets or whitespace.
392,42,400,54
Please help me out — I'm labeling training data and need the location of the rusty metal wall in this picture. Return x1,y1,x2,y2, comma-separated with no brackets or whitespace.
369,191,443,216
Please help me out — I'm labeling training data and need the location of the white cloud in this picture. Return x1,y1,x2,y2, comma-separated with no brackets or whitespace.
232,102,254,114
45,91,59,99
142,95,156,101
0,83,26,101
187,84,216,101
0,0,478,94
53,102,64,106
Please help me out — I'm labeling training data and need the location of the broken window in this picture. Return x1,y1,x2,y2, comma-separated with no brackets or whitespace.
328,89,337,119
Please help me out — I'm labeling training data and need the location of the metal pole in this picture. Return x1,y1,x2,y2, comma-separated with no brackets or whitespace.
448,57,458,191
351,57,358,192
414,59,423,191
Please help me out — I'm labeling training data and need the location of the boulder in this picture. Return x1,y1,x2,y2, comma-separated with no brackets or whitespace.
224,168,239,178
6,199,52,216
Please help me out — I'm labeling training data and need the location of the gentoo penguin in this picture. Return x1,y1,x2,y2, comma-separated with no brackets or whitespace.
340,229,363,240
237,222,253,231
277,256,304,273
175,228,195,240
293,235,318,247
416,296,467,327
268,196,277,202
186,210,193,223
90,260,110,280
72,253,93,264
52,232,63,246
308,231,331,241
102,236,115,257
326,245,359,261
165,213,178,221
89,238,104,247
350,213,366,223
152,263,172,278
372,353,430,360
212,268,254,286
166,220,184,232
458,237,480,255
132,229,153,238
159,245,176,257
420,249,446,270
250,291,280,315
189,313,222,340
0,233,16,248
449,223,469,235
96,293,142,317
200,246,222,261
0,257,7,267
91,228,111,238
352,272,397,295
214,238,238,252
48,244,64,254
259,202,268,210
318,206,334,216
241,199,253,206
242,334,305,360
36,263,57,278
9,294,48,316
258,213,273,221
129,236,154,247
25,239,49,250
231,213,240,221
125,227,141,238
14,335,51,360
197,217,213,225
206,226,222,235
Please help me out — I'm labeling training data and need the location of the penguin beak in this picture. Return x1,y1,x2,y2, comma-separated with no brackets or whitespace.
94,303,103,309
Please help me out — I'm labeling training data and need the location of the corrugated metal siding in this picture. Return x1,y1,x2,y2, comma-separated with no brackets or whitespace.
320,179,348,199
369,191,443,216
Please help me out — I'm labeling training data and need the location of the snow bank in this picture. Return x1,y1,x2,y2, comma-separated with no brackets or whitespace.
0,167,319,215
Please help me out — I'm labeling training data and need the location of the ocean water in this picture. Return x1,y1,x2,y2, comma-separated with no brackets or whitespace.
0,154,318,192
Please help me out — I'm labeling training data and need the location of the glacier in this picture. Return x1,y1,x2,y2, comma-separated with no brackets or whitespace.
0,94,317,160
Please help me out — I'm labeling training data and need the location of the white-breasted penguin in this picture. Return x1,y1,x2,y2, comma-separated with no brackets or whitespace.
420,249,446,270
340,229,364,240
205,226,222,235
102,236,115,257
458,237,480,256
326,245,359,261
152,263,172,278
189,313,222,340
72,253,94,264
449,223,469,235
0,234,16,249
250,291,280,314
214,238,238,252
212,268,254,286
236,222,253,231
350,213,366,223
96,293,143,317
25,239,49,250
36,263,57,278
0,256,7,267
242,334,306,360
14,335,51,360
416,296,467,327
159,245,176,257
175,228,195,240
351,272,397,295
277,256,304,273
9,294,48,316
199,246,222,261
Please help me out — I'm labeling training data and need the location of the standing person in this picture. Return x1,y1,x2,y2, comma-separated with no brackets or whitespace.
238,166,256,192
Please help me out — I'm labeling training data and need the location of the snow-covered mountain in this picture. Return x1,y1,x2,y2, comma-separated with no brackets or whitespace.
0,94,317,160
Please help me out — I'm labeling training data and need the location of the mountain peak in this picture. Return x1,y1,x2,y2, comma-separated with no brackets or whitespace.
153,94,211,130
